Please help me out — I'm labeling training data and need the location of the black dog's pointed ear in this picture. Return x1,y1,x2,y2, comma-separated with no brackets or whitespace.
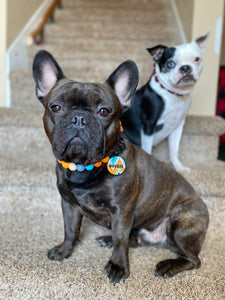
32,50,65,103
147,45,167,62
106,60,139,112
193,32,210,54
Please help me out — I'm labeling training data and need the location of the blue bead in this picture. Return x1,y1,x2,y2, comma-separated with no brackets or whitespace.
76,164,85,172
85,164,94,171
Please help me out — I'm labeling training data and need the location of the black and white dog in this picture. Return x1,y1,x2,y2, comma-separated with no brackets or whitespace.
121,33,209,171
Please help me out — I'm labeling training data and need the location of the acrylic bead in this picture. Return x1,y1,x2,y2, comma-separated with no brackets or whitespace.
102,156,110,163
62,162,70,168
76,164,85,172
68,163,77,171
85,164,94,171
94,161,102,167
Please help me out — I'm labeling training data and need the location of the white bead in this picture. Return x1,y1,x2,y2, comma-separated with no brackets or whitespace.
68,163,77,171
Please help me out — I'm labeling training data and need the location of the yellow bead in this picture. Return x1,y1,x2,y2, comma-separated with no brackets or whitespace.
62,162,69,168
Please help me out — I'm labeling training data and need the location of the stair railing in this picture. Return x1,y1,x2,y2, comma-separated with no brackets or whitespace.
26,0,62,45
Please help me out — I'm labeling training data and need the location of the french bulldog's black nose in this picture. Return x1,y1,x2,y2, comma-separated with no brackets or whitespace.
180,65,192,74
72,115,87,128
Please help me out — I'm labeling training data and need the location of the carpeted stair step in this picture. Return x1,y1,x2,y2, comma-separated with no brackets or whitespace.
43,21,176,44
61,0,171,10
153,115,225,165
54,6,171,24
10,70,41,110
56,0,176,27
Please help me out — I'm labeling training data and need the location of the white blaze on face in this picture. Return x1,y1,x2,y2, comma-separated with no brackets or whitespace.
174,43,203,81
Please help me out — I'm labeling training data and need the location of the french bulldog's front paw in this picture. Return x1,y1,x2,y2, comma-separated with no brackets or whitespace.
105,260,130,285
47,244,73,261
96,235,113,248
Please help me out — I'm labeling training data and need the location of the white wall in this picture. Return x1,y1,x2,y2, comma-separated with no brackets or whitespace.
0,0,7,107
189,0,224,116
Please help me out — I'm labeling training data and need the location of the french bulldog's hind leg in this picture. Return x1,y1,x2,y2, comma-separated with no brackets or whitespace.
155,235,206,278
155,199,209,278
155,257,200,278
48,199,83,261
96,230,141,249
96,235,113,248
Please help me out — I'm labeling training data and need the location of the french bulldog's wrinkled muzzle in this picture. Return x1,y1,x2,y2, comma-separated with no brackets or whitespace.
52,109,105,165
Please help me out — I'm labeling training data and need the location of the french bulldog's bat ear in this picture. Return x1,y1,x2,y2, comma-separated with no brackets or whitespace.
194,32,210,53
147,45,167,62
32,50,65,103
106,60,139,112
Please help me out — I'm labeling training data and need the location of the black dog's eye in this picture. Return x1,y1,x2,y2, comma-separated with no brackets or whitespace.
98,108,110,117
194,57,200,62
167,61,176,69
51,105,63,113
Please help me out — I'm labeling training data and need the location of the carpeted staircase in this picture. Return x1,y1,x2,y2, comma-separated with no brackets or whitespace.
1,0,225,299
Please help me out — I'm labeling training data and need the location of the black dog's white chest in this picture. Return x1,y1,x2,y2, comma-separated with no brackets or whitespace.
150,81,191,145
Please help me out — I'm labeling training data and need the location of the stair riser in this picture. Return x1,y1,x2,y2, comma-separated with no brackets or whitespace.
54,10,171,24
0,127,53,166
44,23,177,42
153,135,219,165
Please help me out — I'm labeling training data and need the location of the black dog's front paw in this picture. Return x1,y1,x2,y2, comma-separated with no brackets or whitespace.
47,242,73,261
105,260,130,285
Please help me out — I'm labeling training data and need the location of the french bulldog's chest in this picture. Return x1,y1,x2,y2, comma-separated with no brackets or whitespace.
72,187,112,228
151,83,191,145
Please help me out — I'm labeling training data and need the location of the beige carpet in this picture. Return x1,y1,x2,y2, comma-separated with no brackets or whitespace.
1,0,225,299
0,188,225,299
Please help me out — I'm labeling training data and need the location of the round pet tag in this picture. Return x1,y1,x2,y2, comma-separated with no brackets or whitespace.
107,156,126,175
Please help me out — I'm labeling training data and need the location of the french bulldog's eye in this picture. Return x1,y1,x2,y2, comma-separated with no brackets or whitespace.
51,105,63,113
194,57,200,62
167,61,176,69
99,108,110,117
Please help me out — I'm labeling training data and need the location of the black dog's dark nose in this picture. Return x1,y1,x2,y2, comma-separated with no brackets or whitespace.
72,115,87,128
180,65,192,74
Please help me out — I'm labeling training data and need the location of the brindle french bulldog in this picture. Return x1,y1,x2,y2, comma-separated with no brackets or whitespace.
33,50,209,285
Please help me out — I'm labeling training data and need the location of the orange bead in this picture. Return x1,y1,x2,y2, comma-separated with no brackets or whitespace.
102,156,110,163
94,161,102,167
119,121,123,132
